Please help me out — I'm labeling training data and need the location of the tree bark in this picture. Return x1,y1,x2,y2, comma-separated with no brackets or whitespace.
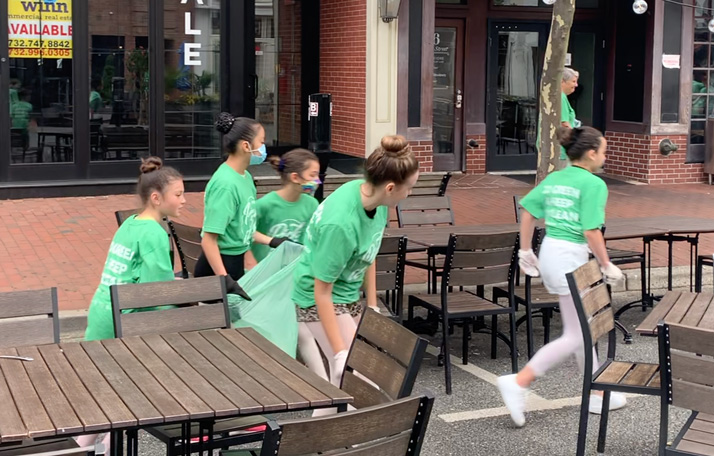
536,0,576,184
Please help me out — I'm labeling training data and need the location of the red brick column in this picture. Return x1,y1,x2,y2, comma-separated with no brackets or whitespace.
605,132,705,184
465,134,486,174
410,141,434,172
320,0,366,158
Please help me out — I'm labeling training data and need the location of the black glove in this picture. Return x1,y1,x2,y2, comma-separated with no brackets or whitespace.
269,237,291,248
223,275,251,301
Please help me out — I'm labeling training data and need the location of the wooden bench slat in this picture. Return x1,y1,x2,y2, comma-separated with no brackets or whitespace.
681,293,714,327
683,428,714,447
156,332,268,414
636,291,682,335
122,337,216,419
673,379,714,416
589,308,615,343
678,439,714,456
15,346,83,435
0,349,55,439
36,345,110,433
665,292,699,325
692,418,714,434
620,363,659,386
80,340,163,426
0,359,29,442
348,339,406,400
596,361,633,384
220,330,333,407
670,323,714,358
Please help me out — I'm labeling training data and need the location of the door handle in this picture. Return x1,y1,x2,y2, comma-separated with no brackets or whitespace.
455,89,463,109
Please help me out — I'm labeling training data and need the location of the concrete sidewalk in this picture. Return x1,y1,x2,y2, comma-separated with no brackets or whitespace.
0,173,713,314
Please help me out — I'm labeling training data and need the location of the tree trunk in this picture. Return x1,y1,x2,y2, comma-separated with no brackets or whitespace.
536,0,576,184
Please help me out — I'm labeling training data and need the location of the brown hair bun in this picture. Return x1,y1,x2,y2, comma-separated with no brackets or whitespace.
139,156,163,174
380,135,410,156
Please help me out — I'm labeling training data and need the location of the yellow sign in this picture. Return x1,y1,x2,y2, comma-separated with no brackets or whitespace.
8,0,73,59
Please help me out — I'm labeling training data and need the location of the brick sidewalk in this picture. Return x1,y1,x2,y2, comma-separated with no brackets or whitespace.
1,175,712,311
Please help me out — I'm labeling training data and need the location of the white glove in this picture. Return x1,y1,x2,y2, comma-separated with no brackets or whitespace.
600,262,623,285
367,305,380,314
518,249,540,277
331,350,348,387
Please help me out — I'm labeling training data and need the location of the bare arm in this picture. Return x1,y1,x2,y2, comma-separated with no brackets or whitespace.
519,210,537,250
315,278,347,353
253,231,272,245
362,261,378,309
584,229,611,266
200,232,228,276
561,121,571,128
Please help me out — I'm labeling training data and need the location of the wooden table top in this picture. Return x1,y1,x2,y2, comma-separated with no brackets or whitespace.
636,291,714,336
0,328,352,443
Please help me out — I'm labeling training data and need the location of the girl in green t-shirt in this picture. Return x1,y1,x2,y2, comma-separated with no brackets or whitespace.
80,157,186,452
292,135,420,394
497,126,626,428
251,148,321,262
193,113,265,299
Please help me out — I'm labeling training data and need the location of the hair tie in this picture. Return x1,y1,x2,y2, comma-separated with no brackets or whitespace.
229,116,236,127
278,158,286,172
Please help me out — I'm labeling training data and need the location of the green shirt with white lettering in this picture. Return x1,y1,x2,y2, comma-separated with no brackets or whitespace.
560,92,576,160
519,166,608,244
292,180,388,308
202,163,257,255
85,215,175,341
252,191,319,262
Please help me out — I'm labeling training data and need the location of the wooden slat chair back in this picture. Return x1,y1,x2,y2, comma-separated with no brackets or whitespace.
111,276,230,338
396,196,455,227
658,322,714,455
374,236,408,319
168,220,203,278
566,260,662,456
257,394,434,456
443,232,519,288
342,308,428,409
0,288,59,348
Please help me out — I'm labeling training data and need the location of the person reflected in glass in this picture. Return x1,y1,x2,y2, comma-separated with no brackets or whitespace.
693,72,707,118
90,79,103,119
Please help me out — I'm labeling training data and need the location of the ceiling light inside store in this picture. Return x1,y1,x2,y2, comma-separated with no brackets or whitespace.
632,0,648,14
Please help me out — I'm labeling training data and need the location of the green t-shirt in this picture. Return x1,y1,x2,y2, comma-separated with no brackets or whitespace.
292,180,388,308
85,215,175,341
519,166,608,244
202,163,257,255
252,191,319,262
10,101,32,130
560,92,576,160
90,90,103,113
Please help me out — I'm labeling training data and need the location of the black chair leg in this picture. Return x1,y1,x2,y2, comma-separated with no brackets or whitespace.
509,313,518,373
597,391,611,454
526,305,535,359
696,256,703,292
443,318,453,395
640,258,648,307
576,385,592,456
491,315,498,359
462,321,470,365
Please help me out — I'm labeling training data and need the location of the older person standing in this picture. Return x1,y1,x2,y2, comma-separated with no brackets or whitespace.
559,68,580,160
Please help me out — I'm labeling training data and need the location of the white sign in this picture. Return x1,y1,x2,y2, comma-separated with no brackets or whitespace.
565,53,572,66
309,102,319,117
662,54,680,69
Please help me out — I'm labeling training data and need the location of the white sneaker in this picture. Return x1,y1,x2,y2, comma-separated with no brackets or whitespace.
588,392,627,415
497,374,527,427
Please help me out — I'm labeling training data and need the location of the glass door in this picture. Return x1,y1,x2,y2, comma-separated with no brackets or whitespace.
487,22,548,172
433,19,464,171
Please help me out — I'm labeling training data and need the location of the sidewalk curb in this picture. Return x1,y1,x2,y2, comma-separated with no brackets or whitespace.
59,264,711,342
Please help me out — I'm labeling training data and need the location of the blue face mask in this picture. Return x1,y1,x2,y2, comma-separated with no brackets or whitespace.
250,144,267,166
301,178,322,196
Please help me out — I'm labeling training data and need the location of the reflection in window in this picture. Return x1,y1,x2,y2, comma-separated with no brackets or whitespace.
88,4,150,161
164,1,221,159
692,0,713,146
8,1,74,164
256,0,302,148
493,0,598,7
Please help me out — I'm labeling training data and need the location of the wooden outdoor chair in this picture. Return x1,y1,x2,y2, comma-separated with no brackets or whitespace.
695,254,713,291
657,322,714,455
0,288,60,348
0,288,100,456
567,260,662,456
373,236,408,321
168,220,203,279
221,394,434,456
397,195,455,294
408,232,520,394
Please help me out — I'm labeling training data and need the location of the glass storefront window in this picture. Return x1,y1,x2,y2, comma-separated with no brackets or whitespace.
164,1,221,160
8,0,74,164
493,0,598,7
88,4,150,161
692,0,713,146
256,0,302,148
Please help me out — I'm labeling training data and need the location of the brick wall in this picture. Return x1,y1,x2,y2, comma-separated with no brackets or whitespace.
465,134,486,174
411,141,434,172
605,132,705,184
320,0,366,158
